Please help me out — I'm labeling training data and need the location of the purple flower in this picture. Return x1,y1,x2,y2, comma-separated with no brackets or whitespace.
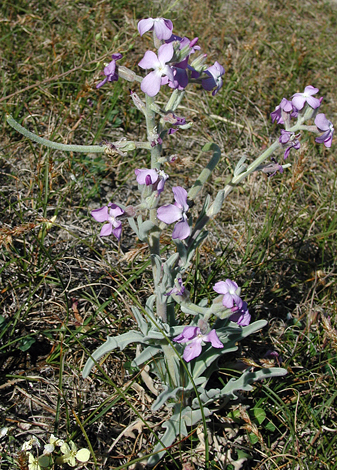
271,98,297,125
213,280,243,309
260,158,284,177
165,277,185,296
201,61,225,96
135,168,168,194
315,113,334,148
96,53,123,89
91,203,124,239
279,130,301,159
138,17,173,40
135,168,158,186
229,301,251,326
157,186,190,239
162,112,186,134
291,85,321,111
165,67,189,90
138,43,174,97
173,326,223,362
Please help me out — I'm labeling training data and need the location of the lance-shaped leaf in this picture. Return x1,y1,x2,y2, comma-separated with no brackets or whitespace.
188,143,221,200
127,217,139,237
82,331,145,378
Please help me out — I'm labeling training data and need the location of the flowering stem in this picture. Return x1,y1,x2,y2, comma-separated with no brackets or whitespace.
143,94,167,321
207,139,281,218
6,115,105,153
145,95,161,169
6,115,151,153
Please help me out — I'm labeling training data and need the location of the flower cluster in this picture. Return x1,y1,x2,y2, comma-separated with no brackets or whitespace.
96,16,225,98
20,435,90,470
271,85,334,162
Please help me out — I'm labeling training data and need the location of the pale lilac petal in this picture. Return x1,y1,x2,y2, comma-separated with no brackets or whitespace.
103,61,116,76
172,186,188,211
100,223,113,237
135,169,158,185
315,113,330,131
183,341,202,362
112,223,122,240
172,218,190,240
91,206,109,222
141,71,162,97
280,98,293,113
153,19,173,40
157,204,182,224
174,326,199,343
138,18,154,36
306,95,321,109
213,281,227,295
222,292,242,309
203,330,223,348
138,50,160,69
291,95,306,110
157,43,174,64
109,204,124,218
304,85,319,95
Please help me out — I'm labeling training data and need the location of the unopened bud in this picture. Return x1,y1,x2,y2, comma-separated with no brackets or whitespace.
190,53,208,72
130,90,146,113
118,66,136,82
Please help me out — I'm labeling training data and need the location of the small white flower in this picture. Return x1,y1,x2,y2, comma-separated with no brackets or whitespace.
22,437,40,451
0,427,8,438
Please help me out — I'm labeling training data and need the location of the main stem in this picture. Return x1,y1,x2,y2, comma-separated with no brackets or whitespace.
145,95,167,322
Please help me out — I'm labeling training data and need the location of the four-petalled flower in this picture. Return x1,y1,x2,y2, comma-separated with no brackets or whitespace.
135,168,168,194
138,43,174,97
213,279,243,309
291,85,321,110
157,186,190,239
91,203,124,239
173,326,223,362
138,17,173,40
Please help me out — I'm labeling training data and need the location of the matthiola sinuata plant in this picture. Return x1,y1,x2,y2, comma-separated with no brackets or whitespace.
6,16,334,467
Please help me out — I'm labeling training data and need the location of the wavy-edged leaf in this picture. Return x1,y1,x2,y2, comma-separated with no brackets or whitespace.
82,331,145,378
